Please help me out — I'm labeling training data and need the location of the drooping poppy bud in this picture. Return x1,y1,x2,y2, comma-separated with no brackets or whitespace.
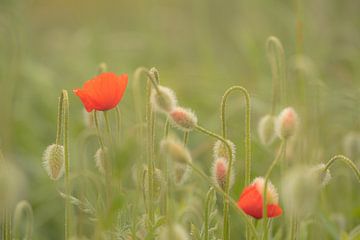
73,72,128,112
258,114,277,145
309,163,332,187
237,177,282,219
211,157,234,190
213,140,236,162
276,107,299,140
42,144,65,180
150,86,177,114
169,107,198,131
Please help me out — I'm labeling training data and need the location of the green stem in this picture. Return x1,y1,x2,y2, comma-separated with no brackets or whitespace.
188,162,259,240
62,90,71,240
183,131,189,146
115,106,122,144
103,111,113,145
55,92,64,145
262,141,286,240
324,155,360,182
13,200,33,240
195,125,233,240
289,213,298,240
204,188,215,240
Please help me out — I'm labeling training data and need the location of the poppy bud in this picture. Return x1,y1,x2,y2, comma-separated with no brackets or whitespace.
309,163,331,187
169,107,198,131
213,140,236,162
150,86,177,114
258,114,277,145
211,158,234,190
42,144,65,180
276,107,299,140
159,224,189,240
94,147,108,174
343,132,360,160
160,138,192,165
237,177,282,219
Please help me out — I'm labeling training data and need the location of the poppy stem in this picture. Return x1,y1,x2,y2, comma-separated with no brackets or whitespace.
187,161,259,240
183,131,189,146
204,187,215,240
220,86,252,239
55,92,64,145
194,125,234,240
115,106,122,144
324,155,360,182
62,90,71,240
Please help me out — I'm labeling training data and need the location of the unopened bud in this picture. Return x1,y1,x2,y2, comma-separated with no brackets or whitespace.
159,224,189,240
213,140,236,161
212,158,234,190
309,163,331,187
258,114,277,145
94,147,108,174
160,139,192,165
169,107,198,131
276,107,299,140
42,144,65,180
150,86,177,114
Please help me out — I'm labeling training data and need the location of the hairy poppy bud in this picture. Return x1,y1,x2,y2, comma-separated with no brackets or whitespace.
150,86,177,114
169,107,198,131
237,177,282,219
159,224,189,240
276,107,299,140
42,144,65,180
211,158,234,190
310,163,331,187
258,114,277,145
160,139,192,165
94,147,108,174
213,140,236,161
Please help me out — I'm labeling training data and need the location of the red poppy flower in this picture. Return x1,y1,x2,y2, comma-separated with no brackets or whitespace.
74,72,128,112
237,177,282,219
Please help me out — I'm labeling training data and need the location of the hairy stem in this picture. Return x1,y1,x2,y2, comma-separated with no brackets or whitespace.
324,155,360,182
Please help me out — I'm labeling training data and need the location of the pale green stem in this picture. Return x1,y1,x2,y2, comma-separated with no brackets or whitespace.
13,200,33,240
195,125,233,240
55,93,64,145
204,188,215,240
103,111,113,146
262,141,286,240
324,155,360,182
183,131,189,146
62,90,71,240
115,106,122,144
187,162,259,240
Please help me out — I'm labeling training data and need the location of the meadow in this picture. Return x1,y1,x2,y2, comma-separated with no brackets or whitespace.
0,0,360,239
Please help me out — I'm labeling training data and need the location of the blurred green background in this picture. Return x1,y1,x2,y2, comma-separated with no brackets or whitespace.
0,0,359,239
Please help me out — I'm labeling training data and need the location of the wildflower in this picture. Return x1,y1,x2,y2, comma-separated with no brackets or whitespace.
211,158,234,190
73,72,128,112
276,107,299,140
150,86,177,113
237,177,282,219
42,144,65,180
213,140,236,162
169,107,198,131
258,114,277,145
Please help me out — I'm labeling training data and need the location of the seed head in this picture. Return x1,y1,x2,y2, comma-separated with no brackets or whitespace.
258,114,277,145
42,144,65,180
213,140,236,162
169,107,198,131
150,86,177,114
94,147,108,174
160,138,192,165
211,158,234,190
276,107,299,140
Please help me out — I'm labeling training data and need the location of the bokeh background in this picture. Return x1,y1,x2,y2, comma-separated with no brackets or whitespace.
0,0,359,239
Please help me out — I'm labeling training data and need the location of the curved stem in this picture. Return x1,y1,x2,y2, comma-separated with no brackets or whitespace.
262,141,286,240
188,162,259,240
195,125,233,240
13,200,33,240
62,90,70,240
324,155,360,182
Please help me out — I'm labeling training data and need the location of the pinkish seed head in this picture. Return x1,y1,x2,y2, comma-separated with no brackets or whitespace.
276,107,299,140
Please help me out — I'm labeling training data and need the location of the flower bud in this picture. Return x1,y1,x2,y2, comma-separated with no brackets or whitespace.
160,138,192,165
159,224,189,240
211,158,234,190
258,114,277,145
169,107,198,131
150,86,177,114
213,140,236,162
94,147,108,174
343,132,360,160
309,163,331,187
42,144,65,180
276,107,299,140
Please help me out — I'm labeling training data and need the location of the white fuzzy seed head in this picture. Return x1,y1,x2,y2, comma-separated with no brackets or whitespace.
258,114,277,145
160,138,192,165
276,107,299,140
310,163,332,187
42,144,65,180
211,158,234,190
150,86,177,114
94,147,108,174
213,140,236,162
169,107,198,131
158,224,189,240
252,177,279,204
